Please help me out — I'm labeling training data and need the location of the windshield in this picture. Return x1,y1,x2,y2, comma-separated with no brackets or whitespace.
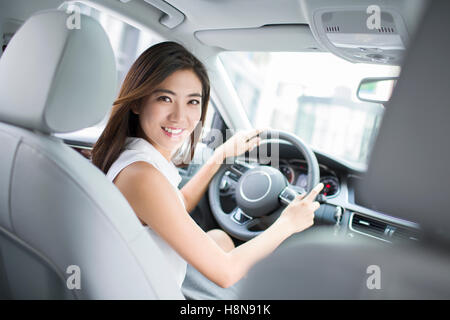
219,52,400,167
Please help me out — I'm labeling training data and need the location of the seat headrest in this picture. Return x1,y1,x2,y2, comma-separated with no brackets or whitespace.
0,9,116,133
358,1,450,239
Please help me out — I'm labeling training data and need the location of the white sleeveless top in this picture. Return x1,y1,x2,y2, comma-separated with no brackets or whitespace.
106,137,187,288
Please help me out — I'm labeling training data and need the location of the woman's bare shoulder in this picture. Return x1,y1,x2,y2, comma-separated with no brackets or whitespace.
113,160,183,220
113,161,161,185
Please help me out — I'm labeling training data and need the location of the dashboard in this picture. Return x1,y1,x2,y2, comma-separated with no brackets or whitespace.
66,138,422,246
277,149,421,244
279,159,340,199
218,140,422,245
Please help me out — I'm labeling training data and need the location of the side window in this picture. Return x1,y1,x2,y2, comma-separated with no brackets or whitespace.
200,101,216,143
1,21,20,58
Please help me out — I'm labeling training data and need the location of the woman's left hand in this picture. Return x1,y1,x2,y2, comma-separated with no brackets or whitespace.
214,128,267,161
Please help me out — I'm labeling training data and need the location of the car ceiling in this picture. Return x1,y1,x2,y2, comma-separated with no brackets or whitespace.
166,0,308,29
1,0,428,54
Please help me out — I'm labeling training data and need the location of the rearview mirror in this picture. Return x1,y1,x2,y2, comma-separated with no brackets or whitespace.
357,77,398,104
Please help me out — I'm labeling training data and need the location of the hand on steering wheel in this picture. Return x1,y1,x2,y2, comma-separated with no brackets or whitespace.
278,183,324,235
214,128,267,161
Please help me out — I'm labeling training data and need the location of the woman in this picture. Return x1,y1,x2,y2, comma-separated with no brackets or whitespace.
92,41,323,291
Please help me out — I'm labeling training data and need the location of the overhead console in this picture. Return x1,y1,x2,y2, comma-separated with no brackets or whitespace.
301,0,429,65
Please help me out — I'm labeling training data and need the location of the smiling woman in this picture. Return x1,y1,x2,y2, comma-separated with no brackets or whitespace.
92,41,210,173
90,40,322,294
131,69,204,162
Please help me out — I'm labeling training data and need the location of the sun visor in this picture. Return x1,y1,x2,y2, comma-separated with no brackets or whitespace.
195,25,323,52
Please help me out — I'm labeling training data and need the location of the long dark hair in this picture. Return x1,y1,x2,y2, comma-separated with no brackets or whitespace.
92,41,210,174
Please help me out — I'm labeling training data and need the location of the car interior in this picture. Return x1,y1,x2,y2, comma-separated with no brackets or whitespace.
0,0,449,299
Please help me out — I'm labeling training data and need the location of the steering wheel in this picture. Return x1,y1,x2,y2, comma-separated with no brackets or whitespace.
208,129,320,241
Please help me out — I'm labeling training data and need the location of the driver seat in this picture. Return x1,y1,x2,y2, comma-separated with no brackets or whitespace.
0,9,184,299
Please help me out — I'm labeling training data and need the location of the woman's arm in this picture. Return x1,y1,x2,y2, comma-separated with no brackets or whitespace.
114,160,322,288
180,128,264,213
179,151,223,213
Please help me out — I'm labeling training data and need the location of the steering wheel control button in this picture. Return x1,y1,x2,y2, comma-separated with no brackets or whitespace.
232,208,252,225
279,187,298,205
219,179,229,192
225,170,240,182
230,159,255,177
234,159,257,170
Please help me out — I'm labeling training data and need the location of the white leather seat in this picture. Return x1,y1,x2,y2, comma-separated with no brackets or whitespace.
0,9,184,299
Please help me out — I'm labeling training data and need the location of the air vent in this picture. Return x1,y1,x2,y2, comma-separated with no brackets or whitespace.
351,213,421,243
390,226,421,242
351,213,387,239
378,26,395,33
326,26,340,32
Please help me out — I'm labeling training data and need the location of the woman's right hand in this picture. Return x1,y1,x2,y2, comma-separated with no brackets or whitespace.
278,183,324,235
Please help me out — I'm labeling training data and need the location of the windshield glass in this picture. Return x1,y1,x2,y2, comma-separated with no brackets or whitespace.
219,52,400,168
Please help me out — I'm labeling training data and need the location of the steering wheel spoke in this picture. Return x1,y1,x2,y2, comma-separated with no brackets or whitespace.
230,207,253,225
288,184,307,195
279,184,307,206
234,158,258,170
221,159,259,187
229,207,262,237
229,159,258,178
